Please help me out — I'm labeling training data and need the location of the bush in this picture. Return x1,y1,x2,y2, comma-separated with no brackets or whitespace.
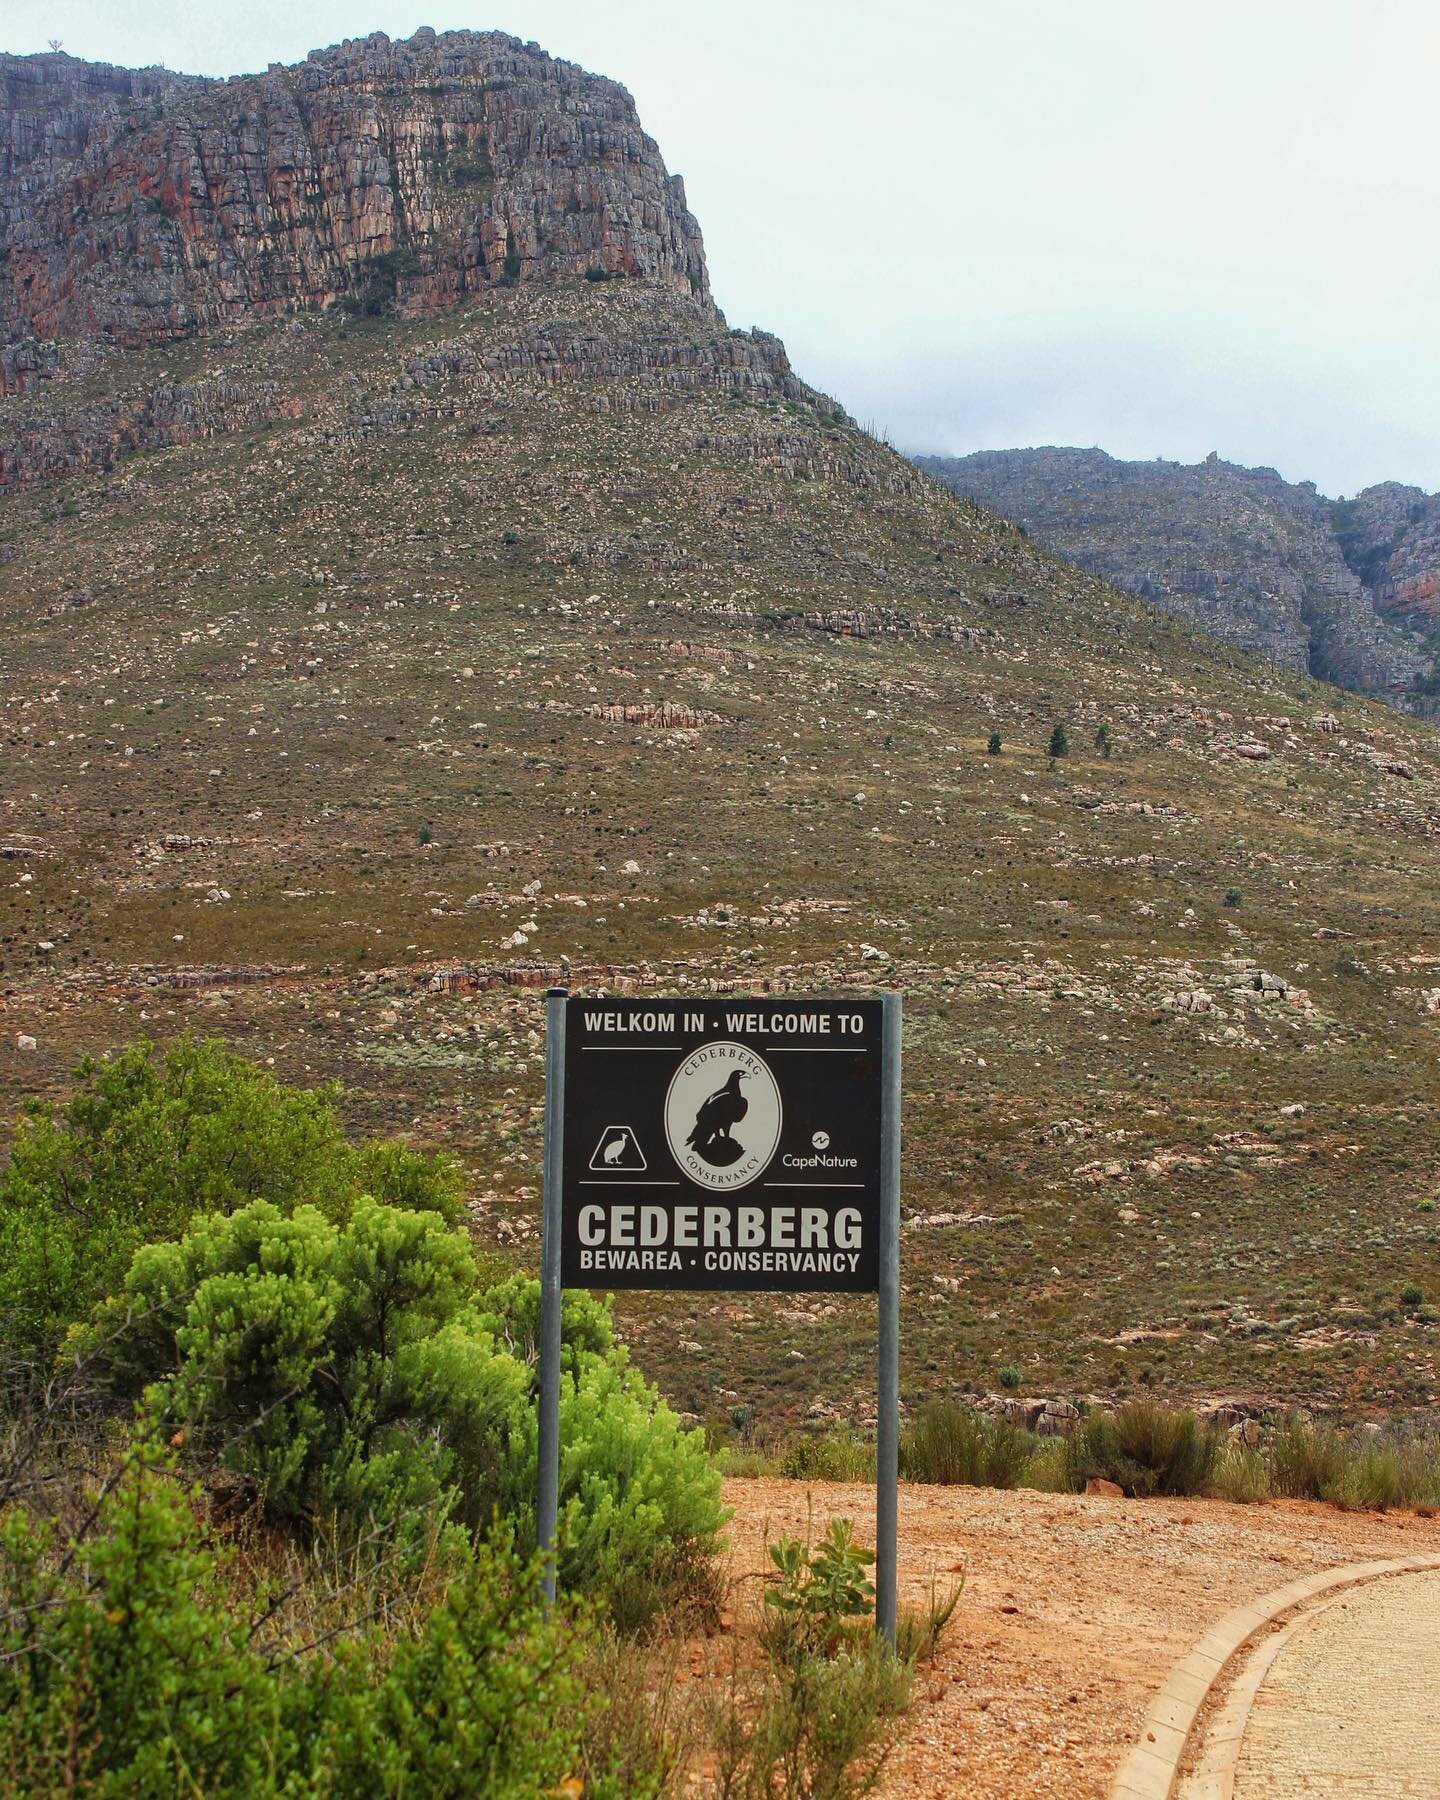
312,1531,603,1797
899,1402,1035,1489
716,1638,910,1800
987,730,1002,755
1065,1399,1221,1497
0,1440,283,1794
779,1429,874,1483
1094,722,1114,757
708,1516,910,1800
0,1438,607,1797
762,1517,875,1660
1047,723,1069,759
1212,1443,1269,1504
1267,1414,1350,1501
88,1225,725,1622
1224,886,1243,908
0,1038,460,1368
998,1362,1023,1390
90,1197,523,1534
1402,1282,1424,1307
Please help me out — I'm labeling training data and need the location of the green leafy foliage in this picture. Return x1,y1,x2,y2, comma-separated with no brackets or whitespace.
483,1278,726,1623
0,1440,606,1798
762,1516,875,1659
0,1038,460,1369
90,1196,519,1531
0,1440,288,1795
84,1207,723,1616
709,1517,909,1800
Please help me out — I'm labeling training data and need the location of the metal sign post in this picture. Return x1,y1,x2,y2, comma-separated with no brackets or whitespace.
536,987,567,1607
535,989,900,1635
876,990,901,1648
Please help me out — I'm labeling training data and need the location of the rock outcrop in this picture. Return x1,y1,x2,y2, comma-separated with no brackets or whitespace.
0,28,708,359
918,447,1438,709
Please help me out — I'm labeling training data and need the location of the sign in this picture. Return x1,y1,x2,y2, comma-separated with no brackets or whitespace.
536,986,901,1644
559,997,884,1292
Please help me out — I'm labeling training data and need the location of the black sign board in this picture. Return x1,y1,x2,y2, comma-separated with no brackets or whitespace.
560,996,884,1291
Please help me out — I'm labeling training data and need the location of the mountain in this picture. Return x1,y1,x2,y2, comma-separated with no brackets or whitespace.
4,31,1440,1429
0,29,705,357
917,448,1440,709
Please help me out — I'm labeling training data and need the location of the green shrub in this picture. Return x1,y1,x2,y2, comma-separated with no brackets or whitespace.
0,1440,285,1795
91,1197,522,1533
1267,1414,1350,1501
899,1402,1035,1489
722,1637,910,1800
0,1438,606,1797
1064,1399,1221,1497
1213,1443,1269,1504
987,730,1002,755
762,1517,875,1660
710,1516,909,1800
310,1531,602,1797
1047,723,1069,759
779,1429,875,1483
89,1223,724,1622
1094,722,1114,757
0,1038,459,1368
1223,886,1243,908
998,1362,1023,1390
1401,1282,1424,1307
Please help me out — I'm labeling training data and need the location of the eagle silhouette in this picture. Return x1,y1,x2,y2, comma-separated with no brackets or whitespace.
686,1068,749,1162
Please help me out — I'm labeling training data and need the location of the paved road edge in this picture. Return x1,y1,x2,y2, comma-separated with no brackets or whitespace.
1108,1551,1440,1800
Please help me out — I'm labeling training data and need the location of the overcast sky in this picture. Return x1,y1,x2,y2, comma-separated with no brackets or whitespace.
7,1,1439,495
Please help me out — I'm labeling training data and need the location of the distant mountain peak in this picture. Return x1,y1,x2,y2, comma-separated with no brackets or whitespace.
918,446,1440,711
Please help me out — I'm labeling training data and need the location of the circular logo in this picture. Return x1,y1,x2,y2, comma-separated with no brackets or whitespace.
664,1041,782,1191
811,1130,830,1150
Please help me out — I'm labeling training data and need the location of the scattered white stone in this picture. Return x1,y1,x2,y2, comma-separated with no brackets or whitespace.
16,1033,37,1051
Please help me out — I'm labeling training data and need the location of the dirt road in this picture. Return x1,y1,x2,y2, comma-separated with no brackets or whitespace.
717,1478,1440,1797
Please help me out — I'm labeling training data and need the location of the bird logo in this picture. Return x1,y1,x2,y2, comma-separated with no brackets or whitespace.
685,1068,750,1166
664,1042,782,1191
587,1125,647,1172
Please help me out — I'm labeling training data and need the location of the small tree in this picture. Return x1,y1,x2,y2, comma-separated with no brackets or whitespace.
987,730,1002,756
1047,723,1069,760
1094,722,1114,758
1223,886,1242,908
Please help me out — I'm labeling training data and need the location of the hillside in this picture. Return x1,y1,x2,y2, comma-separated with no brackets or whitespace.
918,447,1440,710
4,30,1440,1438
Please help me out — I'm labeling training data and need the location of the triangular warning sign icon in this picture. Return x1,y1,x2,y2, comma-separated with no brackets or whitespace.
588,1126,647,1172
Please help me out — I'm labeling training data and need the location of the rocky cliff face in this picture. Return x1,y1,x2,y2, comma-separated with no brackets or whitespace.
0,28,708,362
918,447,1440,708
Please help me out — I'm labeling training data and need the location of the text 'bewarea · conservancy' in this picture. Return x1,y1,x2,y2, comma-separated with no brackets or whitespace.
560,997,886,1292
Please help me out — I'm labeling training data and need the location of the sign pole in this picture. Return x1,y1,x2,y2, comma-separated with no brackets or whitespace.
876,989,902,1649
536,985,567,1608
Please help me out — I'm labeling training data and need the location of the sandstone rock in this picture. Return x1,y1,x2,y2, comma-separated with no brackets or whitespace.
1167,989,1214,1013
0,31,708,354
1085,1478,1124,1498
